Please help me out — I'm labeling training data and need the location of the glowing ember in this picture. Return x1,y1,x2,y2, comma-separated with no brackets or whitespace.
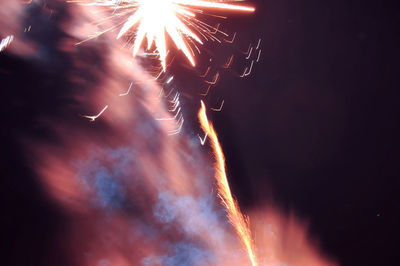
77,0,255,69
198,100,258,266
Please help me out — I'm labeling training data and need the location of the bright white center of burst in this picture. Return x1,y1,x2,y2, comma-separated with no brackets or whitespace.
138,0,176,46
140,0,175,15
117,0,200,69
114,0,255,70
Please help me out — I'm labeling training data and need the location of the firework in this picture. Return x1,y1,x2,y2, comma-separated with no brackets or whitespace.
198,100,258,266
75,0,254,69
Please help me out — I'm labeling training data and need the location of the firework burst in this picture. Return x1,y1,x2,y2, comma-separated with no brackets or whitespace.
75,0,254,69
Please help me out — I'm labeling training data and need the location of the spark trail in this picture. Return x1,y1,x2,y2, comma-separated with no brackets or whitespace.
198,101,257,266
75,0,255,69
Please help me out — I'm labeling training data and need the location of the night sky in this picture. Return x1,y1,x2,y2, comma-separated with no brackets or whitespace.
1,0,399,266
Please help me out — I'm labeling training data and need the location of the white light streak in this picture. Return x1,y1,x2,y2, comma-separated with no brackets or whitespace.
82,105,109,121
0,35,14,52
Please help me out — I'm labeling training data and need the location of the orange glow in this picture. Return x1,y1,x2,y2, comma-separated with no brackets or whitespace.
79,0,254,69
198,101,258,266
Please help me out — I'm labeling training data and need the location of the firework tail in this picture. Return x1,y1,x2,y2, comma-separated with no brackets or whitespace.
198,100,258,266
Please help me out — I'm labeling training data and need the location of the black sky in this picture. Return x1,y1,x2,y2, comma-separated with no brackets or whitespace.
217,0,400,265
1,0,400,266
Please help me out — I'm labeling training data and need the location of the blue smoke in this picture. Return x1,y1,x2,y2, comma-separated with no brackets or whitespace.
141,242,215,266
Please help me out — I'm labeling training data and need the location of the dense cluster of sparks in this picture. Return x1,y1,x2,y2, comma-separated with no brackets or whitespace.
76,0,254,69
198,101,258,266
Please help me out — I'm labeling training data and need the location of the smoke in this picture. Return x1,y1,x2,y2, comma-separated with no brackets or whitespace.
1,1,336,265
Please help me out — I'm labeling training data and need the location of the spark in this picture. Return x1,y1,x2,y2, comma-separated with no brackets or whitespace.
170,92,180,104
82,105,109,121
255,38,261,49
243,43,251,54
244,60,254,76
256,49,261,62
154,69,164,80
224,32,236,43
0,35,14,52
205,72,219,85
200,66,211,78
198,132,208,145
166,55,176,66
223,55,234,69
169,98,180,112
119,81,134,96
168,116,185,135
240,67,247,78
245,46,253,59
198,101,257,266
79,0,255,69
200,84,211,96
166,76,174,84
210,100,224,112
164,87,175,98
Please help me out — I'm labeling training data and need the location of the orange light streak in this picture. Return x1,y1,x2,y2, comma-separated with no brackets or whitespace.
223,54,234,68
198,101,257,266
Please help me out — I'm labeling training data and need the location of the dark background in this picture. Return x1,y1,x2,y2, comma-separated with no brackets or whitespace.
1,0,400,265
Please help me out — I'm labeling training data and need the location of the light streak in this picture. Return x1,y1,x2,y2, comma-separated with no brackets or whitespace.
243,43,251,54
205,72,219,85
244,60,254,76
164,87,175,98
240,67,247,78
76,0,255,69
198,101,257,266
82,105,109,121
256,49,261,62
169,99,180,112
223,55,234,69
0,35,14,52
154,69,164,80
255,38,261,50
119,81,134,96
245,46,253,59
224,32,236,43
166,76,174,84
200,66,211,78
170,92,180,104
168,116,185,135
200,84,211,96
198,132,208,145
210,99,224,112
